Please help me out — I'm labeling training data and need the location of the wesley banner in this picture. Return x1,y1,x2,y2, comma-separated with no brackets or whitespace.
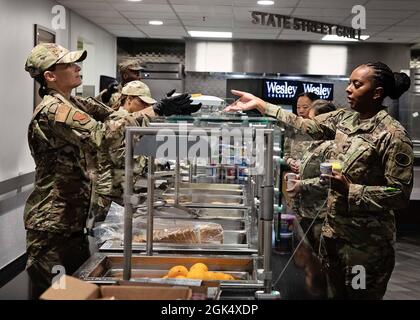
262,79,334,104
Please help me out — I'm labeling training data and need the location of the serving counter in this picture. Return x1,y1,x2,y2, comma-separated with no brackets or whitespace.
0,113,328,300
0,221,327,300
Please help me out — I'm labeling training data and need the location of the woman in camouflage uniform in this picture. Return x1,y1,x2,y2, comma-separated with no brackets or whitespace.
283,92,319,173
24,44,199,297
287,100,337,254
95,81,158,212
225,62,413,299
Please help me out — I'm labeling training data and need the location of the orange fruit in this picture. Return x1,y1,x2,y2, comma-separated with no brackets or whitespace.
203,271,215,280
176,275,186,279
186,269,205,280
222,273,235,280
167,265,188,278
211,272,227,280
190,262,208,272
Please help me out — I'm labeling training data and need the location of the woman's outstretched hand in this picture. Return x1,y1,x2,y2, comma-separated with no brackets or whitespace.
223,90,267,114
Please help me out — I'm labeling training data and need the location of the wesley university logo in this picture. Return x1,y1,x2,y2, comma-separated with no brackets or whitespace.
263,79,334,103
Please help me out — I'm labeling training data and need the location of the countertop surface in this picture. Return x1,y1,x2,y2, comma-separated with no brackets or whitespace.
0,226,327,300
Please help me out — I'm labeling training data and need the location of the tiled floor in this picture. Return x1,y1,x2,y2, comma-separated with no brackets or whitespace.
384,235,420,300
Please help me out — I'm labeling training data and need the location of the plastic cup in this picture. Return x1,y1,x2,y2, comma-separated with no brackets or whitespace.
285,172,298,190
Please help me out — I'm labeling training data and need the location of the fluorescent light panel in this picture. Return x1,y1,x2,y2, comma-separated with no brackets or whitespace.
322,35,370,42
188,31,232,38
257,0,275,5
149,20,163,25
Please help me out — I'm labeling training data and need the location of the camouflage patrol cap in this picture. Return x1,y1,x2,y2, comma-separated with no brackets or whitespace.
25,43,87,78
118,59,144,72
122,80,157,104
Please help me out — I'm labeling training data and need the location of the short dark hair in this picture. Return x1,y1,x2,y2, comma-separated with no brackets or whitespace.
297,92,319,102
365,62,411,100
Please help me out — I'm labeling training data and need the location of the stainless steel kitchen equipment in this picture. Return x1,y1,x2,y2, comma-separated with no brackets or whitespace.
76,114,282,299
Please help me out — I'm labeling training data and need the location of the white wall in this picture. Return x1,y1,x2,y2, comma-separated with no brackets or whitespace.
0,0,116,269
70,11,117,95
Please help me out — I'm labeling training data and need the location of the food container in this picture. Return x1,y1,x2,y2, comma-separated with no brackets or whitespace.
74,253,260,285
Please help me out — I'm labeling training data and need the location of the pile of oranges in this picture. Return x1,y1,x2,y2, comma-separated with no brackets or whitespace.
162,262,235,281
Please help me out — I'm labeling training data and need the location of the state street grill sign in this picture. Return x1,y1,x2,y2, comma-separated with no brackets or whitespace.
263,79,334,103
251,11,362,40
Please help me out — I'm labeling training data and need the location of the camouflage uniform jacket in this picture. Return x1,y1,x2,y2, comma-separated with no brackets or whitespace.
283,133,314,166
293,140,334,219
95,107,153,204
24,89,154,235
266,103,414,245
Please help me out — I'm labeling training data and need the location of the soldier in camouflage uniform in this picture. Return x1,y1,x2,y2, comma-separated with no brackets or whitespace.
283,92,319,173
288,100,337,254
95,81,157,210
225,62,413,299
24,44,199,297
97,59,144,107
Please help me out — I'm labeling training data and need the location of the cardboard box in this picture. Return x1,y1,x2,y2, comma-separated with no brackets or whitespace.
118,279,221,300
40,275,192,300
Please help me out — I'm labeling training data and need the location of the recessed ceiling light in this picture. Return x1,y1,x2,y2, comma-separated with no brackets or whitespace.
322,35,370,42
149,20,163,25
188,31,232,38
257,0,275,5
127,0,142,2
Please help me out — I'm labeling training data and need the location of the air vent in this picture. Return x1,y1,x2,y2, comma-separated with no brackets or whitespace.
141,62,184,79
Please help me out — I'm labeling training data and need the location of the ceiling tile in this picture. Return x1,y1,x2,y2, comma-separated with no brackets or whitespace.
234,0,299,6
102,24,139,32
72,9,123,18
173,5,234,16
298,0,365,9
111,30,147,38
88,16,131,25
395,19,420,27
366,10,413,19
55,0,420,43
131,19,182,26
366,1,420,10
182,18,234,28
112,3,174,12
57,0,111,10
120,11,178,19
139,26,187,37
293,8,351,18
170,0,234,4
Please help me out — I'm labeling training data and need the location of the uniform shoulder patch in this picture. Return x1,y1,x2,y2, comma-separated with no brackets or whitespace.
73,111,90,124
55,104,71,123
395,151,412,167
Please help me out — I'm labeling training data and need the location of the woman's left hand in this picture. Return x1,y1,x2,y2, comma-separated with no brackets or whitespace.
321,171,350,196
